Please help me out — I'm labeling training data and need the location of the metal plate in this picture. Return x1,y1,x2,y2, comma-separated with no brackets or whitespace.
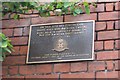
26,20,95,64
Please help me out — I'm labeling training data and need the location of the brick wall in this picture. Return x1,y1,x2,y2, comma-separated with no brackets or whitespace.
1,1,120,80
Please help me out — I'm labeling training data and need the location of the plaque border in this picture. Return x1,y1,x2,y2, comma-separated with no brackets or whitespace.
26,20,95,64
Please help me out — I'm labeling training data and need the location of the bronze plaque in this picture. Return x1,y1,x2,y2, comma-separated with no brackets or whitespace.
26,20,95,64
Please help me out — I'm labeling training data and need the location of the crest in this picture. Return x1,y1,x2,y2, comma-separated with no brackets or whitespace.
52,38,69,52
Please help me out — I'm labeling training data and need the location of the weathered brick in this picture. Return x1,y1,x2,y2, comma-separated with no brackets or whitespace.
2,75,24,80
95,41,103,50
106,61,114,70
14,28,23,36
36,64,52,74
19,46,28,55
96,71,119,78
99,12,118,21
107,21,114,30
97,51,118,60
10,37,28,45
25,74,58,80
104,40,114,50
2,66,8,76
88,61,105,71
115,20,120,29
115,40,120,49
65,13,97,22
115,2,120,10
95,22,106,31
9,66,18,75
33,10,39,13
96,4,105,12
23,27,29,36
19,65,36,75
90,4,105,12
71,62,87,72
61,72,95,78
98,30,119,40
2,19,30,28
94,32,97,40
115,60,120,70
3,56,26,66
54,63,70,73
20,14,39,19
2,13,11,20
31,16,63,24
106,3,114,11
2,29,13,37
11,46,20,55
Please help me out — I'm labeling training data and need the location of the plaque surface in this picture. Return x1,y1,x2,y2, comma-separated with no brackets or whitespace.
26,20,95,64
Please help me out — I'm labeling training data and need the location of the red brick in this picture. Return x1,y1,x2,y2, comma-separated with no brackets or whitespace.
20,14,39,19
106,3,114,11
96,71,119,78
2,75,24,80
95,22,106,31
104,40,114,50
90,4,104,12
12,46,20,55
95,41,103,50
94,32,97,40
14,28,23,36
96,4,105,12
115,60,120,70
61,72,95,78
71,62,87,72
25,74,58,80
33,10,39,13
0,65,1,76
54,63,70,73
115,61,118,70
97,51,118,60
88,61,105,71
9,66,18,75
2,29,13,37
19,65,36,75
31,16,63,24
115,40,120,49
115,2,120,10
23,27,29,36
20,46,28,55
99,12,118,21
115,20,120,29
98,30,119,40
36,64,52,74
106,61,114,70
2,19,30,28
27,10,33,14
10,37,28,45
107,21,114,30
2,66,8,76
65,13,97,22
3,56,25,65
2,13,11,20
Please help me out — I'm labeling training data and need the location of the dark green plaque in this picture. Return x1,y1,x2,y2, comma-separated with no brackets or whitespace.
26,20,95,64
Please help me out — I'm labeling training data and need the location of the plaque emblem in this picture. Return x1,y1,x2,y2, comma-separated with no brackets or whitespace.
52,38,69,52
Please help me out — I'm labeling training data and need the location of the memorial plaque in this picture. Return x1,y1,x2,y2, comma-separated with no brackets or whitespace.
26,20,95,64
